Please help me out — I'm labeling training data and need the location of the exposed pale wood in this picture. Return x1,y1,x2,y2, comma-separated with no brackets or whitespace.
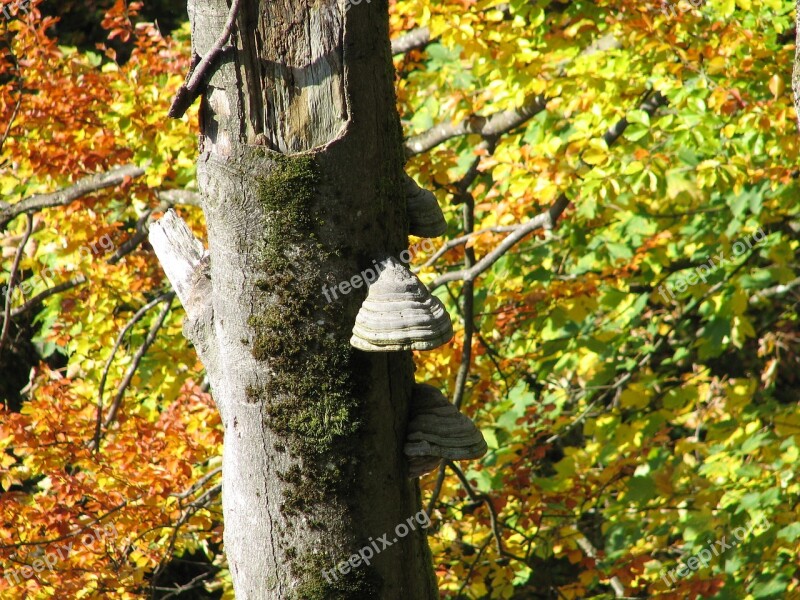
148,209,206,311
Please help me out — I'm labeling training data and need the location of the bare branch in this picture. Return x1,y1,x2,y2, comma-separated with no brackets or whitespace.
413,225,518,271
168,0,243,118
173,466,222,501
0,92,21,156
425,464,447,519
109,189,202,265
452,192,477,411
749,276,800,304
575,536,626,597
0,502,128,549
0,164,145,229
157,189,202,207
391,27,431,55
405,94,547,157
447,461,527,563
96,296,175,446
148,210,207,310
10,275,88,318
404,33,621,157
429,194,569,290
427,91,667,290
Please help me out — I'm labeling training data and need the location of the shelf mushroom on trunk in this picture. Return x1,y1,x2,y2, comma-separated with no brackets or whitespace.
404,383,488,478
404,173,447,238
350,256,453,351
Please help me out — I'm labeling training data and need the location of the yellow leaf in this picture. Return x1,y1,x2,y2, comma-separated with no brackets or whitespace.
582,146,608,166
768,74,784,99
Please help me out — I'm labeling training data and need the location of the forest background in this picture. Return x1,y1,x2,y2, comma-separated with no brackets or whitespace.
0,0,799,598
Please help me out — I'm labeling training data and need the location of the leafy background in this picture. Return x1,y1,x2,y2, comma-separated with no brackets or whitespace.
0,0,798,598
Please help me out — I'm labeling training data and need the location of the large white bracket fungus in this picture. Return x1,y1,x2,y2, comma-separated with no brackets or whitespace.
350,256,453,352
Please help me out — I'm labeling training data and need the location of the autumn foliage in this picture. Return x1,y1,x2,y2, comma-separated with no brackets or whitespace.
1,0,799,598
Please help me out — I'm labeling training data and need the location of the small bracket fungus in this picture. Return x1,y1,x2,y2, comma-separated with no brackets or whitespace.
404,383,488,478
404,174,447,238
350,256,453,352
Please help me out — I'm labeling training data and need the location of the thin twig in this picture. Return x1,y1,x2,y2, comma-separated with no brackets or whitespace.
446,461,527,562
413,225,518,272
154,568,220,600
93,295,175,449
429,194,570,290
108,203,165,265
0,214,33,352
150,484,222,591
0,502,128,549
0,32,22,156
0,92,21,156
455,537,491,598
172,466,222,501
425,464,447,519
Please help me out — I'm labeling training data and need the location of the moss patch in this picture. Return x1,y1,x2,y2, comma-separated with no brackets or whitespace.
247,153,364,540
249,153,360,454
288,551,382,600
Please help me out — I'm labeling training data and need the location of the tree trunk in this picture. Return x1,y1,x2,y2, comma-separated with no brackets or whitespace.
151,0,439,598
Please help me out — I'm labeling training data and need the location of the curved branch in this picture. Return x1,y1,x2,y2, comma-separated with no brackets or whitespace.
92,291,176,449
405,94,547,157
168,0,243,118
447,461,527,563
404,33,622,157
429,194,570,290
0,164,145,229
413,225,518,271
10,274,88,318
427,91,667,290
102,297,173,430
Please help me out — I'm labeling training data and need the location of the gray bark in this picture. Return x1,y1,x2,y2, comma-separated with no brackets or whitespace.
151,0,439,598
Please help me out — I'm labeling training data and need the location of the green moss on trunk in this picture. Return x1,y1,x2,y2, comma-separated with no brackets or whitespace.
249,153,360,457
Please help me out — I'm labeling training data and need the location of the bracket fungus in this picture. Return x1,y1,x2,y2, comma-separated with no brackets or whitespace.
404,383,488,478
350,256,453,351
404,174,447,238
